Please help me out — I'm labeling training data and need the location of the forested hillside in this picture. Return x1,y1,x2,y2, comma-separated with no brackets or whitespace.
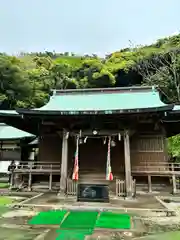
0,34,180,160
0,34,180,109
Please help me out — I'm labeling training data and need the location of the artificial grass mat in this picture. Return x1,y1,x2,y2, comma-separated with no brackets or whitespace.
60,211,98,230
28,210,67,225
28,209,131,239
95,212,131,229
56,229,93,240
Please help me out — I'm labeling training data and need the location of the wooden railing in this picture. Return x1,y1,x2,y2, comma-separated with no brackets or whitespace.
66,178,78,195
115,179,136,197
13,161,61,173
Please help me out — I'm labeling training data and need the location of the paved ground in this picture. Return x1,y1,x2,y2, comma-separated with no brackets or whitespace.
1,193,180,239
25,192,164,210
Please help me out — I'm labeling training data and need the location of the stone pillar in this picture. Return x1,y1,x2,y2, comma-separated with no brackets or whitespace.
60,130,69,193
124,130,132,197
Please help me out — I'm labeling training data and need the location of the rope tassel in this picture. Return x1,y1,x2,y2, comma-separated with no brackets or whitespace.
72,136,79,181
106,137,113,181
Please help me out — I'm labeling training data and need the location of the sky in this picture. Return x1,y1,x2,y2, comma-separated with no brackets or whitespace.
1,0,180,56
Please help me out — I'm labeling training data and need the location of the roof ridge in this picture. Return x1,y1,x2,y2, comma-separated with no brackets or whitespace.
52,86,158,95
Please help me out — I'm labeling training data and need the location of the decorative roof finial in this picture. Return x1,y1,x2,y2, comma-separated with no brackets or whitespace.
53,89,57,96
152,86,156,95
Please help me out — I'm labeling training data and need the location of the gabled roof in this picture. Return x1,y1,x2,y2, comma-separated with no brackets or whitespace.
0,123,34,140
16,86,173,116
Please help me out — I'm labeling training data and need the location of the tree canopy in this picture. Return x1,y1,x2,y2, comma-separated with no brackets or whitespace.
1,34,180,159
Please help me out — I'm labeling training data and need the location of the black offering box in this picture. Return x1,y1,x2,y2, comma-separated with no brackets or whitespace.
77,183,109,203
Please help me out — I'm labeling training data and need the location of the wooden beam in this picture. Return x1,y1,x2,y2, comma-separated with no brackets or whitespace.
57,129,137,138
124,130,132,197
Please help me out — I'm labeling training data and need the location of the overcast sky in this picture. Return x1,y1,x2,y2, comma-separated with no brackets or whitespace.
0,0,179,56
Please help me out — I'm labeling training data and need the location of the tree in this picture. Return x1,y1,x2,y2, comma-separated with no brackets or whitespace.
135,49,180,102
168,134,180,162
0,55,32,108
50,63,77,89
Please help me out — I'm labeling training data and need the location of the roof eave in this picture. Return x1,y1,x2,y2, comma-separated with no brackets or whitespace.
0,112,20,117
17,105,174,116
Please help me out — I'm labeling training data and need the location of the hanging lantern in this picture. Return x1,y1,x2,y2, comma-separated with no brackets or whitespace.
111,140,116,147
118,133,121,141
79,138,83,144
92,130,98,135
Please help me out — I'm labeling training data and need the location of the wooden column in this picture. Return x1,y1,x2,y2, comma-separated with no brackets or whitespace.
171,163,177,194
124,130,132,197
148,175,152,193
9,171,14,190
49,165,53,191
28,172,32,191
60,130,69,193
172,174,177,194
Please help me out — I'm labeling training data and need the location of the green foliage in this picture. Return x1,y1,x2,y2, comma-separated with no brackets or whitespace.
168,135,180,161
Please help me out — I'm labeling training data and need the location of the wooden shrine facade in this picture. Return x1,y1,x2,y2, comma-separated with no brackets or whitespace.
1,86,180,196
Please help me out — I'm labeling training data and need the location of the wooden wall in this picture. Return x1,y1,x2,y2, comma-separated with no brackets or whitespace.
38,131,168,178
130,133,168,172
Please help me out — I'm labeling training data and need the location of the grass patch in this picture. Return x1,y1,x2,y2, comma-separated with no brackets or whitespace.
0,228,41,240
0,183,9,188
0,206,9,216
0,196,14,205
95,212,131,229
143,231,180,240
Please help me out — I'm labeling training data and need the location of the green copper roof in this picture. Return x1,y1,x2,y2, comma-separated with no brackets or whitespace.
18,86,172,115
0,123,34,140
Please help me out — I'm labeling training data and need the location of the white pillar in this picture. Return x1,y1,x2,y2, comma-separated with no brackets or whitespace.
124,130,132,197
60,130,68,192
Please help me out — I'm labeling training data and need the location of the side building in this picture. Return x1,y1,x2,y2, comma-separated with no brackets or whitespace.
0,121,35,174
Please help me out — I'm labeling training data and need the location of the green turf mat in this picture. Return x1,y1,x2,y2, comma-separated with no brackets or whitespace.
56,232,85,240
56,229,92,240
60,211,98,229
57,229,93,235
28,210,67,225
95,212,131,229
